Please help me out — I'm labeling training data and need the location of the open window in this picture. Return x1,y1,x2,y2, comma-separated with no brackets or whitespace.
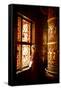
16,14,35,73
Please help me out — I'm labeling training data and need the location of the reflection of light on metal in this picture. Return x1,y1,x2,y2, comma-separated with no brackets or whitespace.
29,60,33,68
47,42,56,45
48,51,56,62
46,16,58,77
47,17,56,22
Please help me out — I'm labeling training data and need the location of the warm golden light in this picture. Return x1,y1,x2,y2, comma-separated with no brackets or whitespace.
22,45,30,68
17,17,31,70
22,19,30,42
16,44,21,70
17,17,21,42
16,16,35,72
47,17,58,74
47,42,56,45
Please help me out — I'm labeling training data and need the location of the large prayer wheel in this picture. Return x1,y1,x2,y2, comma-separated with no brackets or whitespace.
45,8,59,79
